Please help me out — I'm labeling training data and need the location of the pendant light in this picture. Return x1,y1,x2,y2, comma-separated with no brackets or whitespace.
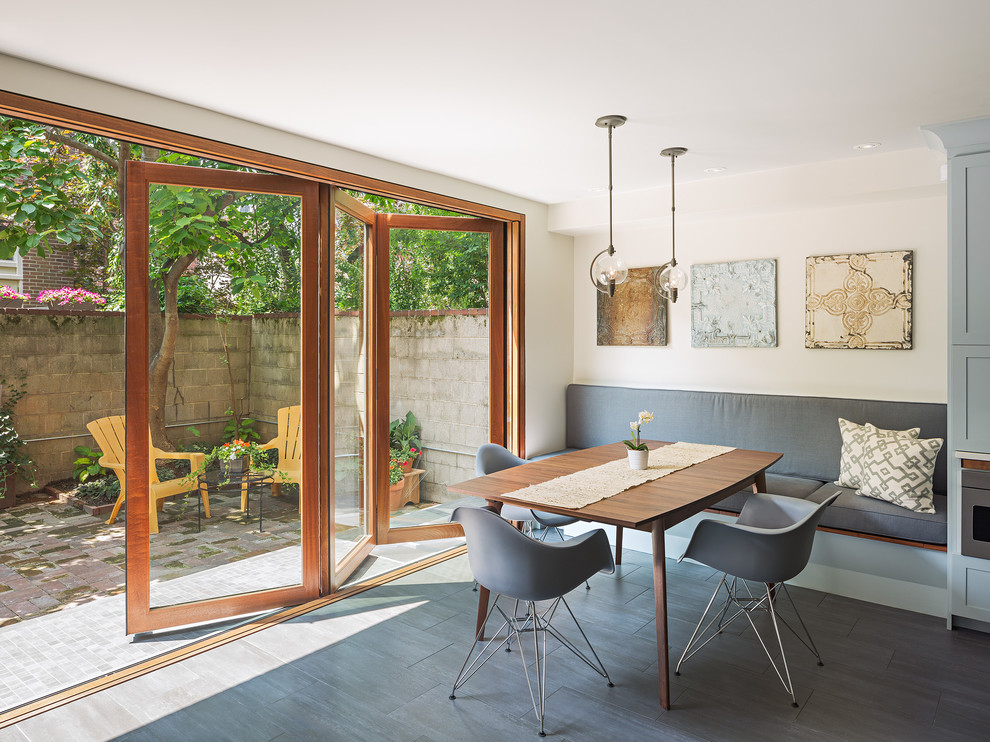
656,147,688,303
590,115,628,296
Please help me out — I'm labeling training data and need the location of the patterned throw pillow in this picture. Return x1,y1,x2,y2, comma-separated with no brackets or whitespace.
835,418,920,489
856,434,944,513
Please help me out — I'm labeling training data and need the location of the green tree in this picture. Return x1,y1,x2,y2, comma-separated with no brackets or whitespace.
0,117,302,448
335,192,489,311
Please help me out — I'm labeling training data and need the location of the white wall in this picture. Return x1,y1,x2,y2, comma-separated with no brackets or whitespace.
553,148,948,403
0,54,574,456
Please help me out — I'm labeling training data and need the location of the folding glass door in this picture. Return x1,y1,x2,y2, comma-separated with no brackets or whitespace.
124,161,320,633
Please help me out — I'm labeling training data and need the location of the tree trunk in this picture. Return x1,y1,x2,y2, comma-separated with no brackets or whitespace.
148,255,195,450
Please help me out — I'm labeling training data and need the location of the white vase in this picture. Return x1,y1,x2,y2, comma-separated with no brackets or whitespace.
627,449,649,470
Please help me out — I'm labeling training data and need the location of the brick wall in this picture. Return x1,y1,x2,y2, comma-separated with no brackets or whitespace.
20,248,79,298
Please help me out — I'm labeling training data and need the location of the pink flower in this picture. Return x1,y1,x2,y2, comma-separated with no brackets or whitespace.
36,287,107,306
0,286,31,301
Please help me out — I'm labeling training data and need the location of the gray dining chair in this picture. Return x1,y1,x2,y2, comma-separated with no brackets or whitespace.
475,443,624,563
449,506,615,737
674,491,840,707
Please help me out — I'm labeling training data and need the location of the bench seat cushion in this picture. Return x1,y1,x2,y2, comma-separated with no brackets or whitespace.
714,474,826,513
806,485,947,545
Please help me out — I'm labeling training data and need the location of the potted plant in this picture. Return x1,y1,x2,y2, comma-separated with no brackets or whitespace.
0,286,30,309
0,375,37,508
185,438,290,488
388,454,406,511
622,410,654,470
192,438,263,478
389,411,422,472
391,444,420,474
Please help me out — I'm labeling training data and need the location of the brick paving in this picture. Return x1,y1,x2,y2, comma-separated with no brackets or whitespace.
0,487,308,627
0,486,470,714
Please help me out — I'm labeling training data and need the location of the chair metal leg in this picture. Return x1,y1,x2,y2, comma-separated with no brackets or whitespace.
676,575,822,707
451,593,612,737
763,583,799,707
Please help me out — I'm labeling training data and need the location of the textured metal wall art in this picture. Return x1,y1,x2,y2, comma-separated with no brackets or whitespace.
597,266,667,346
690,259,777,347
805,250,913,349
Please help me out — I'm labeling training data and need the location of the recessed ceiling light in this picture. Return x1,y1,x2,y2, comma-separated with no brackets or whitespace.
704,167,726,174
854,142,882,150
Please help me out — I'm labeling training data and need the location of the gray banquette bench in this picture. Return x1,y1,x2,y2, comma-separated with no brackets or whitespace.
560,384,948,547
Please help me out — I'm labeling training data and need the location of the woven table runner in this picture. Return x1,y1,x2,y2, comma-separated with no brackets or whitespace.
503,442,736,510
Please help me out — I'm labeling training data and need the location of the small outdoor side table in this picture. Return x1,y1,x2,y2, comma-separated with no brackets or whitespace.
196,469,275,532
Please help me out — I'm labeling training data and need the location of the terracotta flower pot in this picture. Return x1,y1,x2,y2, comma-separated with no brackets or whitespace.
400,460,413,474
388,479,405,512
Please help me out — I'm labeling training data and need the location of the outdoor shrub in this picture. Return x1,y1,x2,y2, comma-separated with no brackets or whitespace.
73,445,108,482
73,476,120,504
0,372,36,493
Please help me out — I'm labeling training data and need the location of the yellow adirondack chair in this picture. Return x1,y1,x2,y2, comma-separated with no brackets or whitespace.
87,416,208,534
256,405,301,503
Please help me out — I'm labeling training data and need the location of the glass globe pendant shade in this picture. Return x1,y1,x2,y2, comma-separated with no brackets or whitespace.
591,250,628,293
664,264,688,291
657,261,688,301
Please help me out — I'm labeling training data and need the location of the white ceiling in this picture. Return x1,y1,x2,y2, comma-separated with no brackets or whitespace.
3,0,989,205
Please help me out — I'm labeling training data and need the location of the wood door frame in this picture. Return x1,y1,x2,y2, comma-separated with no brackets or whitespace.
0,89,527,586
327,187,375,591
372,213,505,545
124,161,320,633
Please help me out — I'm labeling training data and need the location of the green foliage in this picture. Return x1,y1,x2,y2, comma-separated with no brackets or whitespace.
0,117,103,261
73,475,120,505
389,411,422,454
335,192,489,312
163,274,219,314
221,412,260,443
72,445,107,482
0,372,37,492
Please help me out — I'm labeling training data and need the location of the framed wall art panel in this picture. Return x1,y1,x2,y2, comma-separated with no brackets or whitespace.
805,251,913,349
690,259,777,348
597,266,667,346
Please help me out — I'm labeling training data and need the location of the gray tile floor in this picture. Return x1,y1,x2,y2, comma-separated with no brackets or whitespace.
3,545,990,741
0,496,472,714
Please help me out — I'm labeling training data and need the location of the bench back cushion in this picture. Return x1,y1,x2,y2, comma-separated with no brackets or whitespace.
565,385,948,495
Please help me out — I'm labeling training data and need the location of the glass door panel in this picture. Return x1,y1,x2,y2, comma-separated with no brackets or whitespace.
332,195,372,575
146,184,304,608
125,161,320,633
375,214,502,544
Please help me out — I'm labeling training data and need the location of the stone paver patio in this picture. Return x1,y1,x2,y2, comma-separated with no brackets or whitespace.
0,486,472,714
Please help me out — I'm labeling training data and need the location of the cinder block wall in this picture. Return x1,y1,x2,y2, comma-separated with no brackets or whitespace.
249,314,302,442
0,311,125,486
0,311,251,489
389,310,489,503
334,312,364,503
169,316,252,449
2,309,488,504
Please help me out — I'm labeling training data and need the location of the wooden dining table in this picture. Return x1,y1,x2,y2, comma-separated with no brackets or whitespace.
445,440,782,710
